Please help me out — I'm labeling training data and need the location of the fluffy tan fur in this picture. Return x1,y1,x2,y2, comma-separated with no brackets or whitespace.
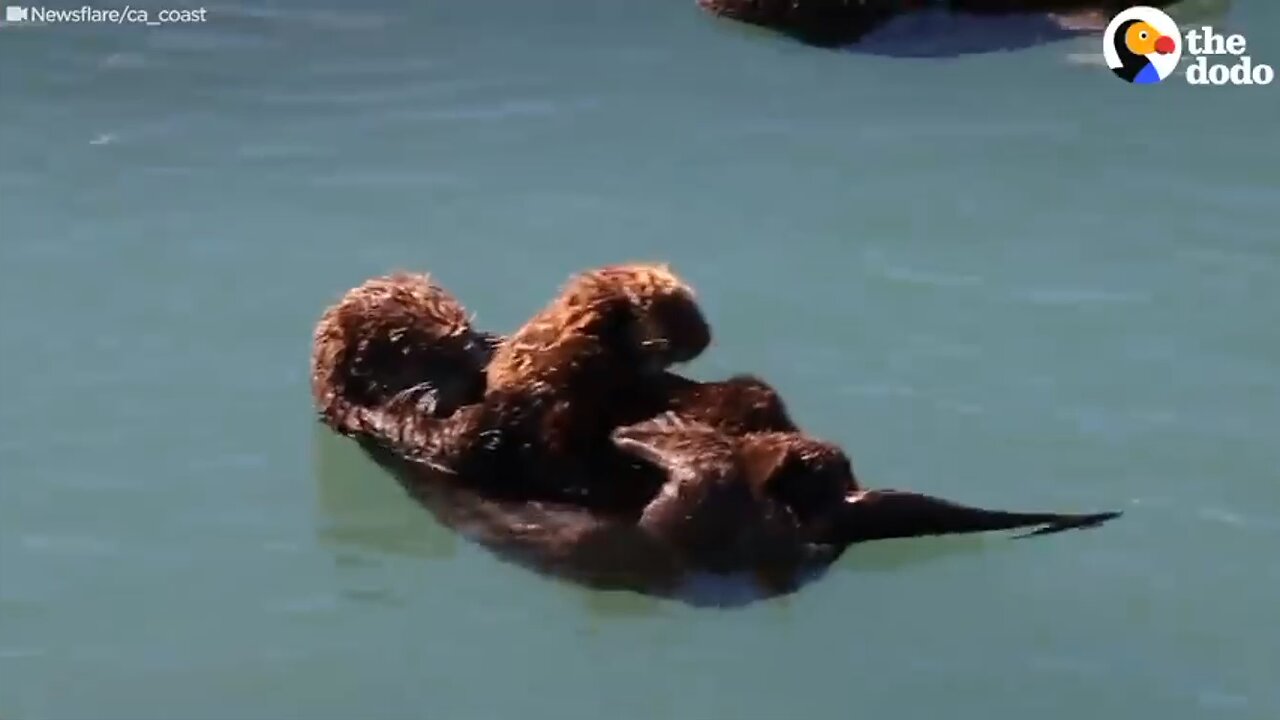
486,262,710,393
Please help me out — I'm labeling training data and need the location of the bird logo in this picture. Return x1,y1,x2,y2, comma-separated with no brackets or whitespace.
1103,6,1182,84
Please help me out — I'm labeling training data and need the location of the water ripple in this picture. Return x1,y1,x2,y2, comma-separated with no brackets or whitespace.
1017,287,1152,306
878,264,985,288
201,3,389,31
19,533,120,557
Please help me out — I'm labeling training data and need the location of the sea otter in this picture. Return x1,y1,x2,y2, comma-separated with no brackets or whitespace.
324,263,802,512
311,268,1123,601
696,0,1176,47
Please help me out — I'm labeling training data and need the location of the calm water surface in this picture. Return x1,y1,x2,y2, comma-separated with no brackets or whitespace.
1,1,1277,718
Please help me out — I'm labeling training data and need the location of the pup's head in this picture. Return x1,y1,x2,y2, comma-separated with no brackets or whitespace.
738,432,860,526
611,418,784,572
571,262,711,373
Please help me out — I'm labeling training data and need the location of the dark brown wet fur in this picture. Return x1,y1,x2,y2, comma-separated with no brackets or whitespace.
355,440,691,595
609,414,1124,594
346,415,1121,602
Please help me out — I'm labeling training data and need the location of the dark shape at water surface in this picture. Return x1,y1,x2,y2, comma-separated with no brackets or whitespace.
698,0,1227,58
844,9,1099,58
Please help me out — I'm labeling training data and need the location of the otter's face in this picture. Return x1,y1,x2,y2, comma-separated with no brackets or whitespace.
626,290,711,372
589,263,710,373
745,434,858,526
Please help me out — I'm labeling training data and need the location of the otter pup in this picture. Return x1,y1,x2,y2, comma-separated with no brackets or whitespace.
310,272,499,437
481,263,714,455
610,414,1122,593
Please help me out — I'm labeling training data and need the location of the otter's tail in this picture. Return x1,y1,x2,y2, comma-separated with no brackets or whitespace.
832,489,1121,544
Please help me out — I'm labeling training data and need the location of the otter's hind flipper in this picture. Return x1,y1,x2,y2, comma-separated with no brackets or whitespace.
834,489,1122,544
1013,512,1122,538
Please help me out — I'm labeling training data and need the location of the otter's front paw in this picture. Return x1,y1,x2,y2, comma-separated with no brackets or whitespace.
387,381,442,416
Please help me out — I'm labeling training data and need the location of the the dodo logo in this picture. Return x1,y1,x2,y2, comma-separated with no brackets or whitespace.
1103,5,1275,86
1103,6,1181,84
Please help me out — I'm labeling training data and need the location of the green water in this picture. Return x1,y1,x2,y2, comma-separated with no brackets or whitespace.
2,1,1277,718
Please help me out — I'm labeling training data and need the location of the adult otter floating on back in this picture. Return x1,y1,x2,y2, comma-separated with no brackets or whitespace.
312,264,1122,590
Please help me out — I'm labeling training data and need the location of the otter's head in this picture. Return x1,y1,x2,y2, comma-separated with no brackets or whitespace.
573,263,712,374
611,417,784,573
739,432,860,527
312,272,496,418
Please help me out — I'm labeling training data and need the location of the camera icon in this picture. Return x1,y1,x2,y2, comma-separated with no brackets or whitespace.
5,6,28,22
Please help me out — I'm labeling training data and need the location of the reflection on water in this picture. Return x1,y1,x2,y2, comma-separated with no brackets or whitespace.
311,423,457,561
838,532,992,572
